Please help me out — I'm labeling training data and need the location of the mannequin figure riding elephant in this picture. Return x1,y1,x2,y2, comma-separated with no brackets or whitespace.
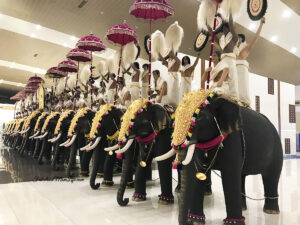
106,99,176,206
80,104,124,189
155,90,283,225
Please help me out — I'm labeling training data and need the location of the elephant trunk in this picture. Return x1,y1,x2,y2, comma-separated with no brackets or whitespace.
66,139,77,177
178,150,189,225
117,146,134,206
90,148,102,190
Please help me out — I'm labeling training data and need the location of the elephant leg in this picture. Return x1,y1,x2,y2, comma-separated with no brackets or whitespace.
37,138,47,164
188,175,206,225
241,174,247,210
80,150,93,176
157,157,174,204
51,141,60,170
102,152,115,186
204,170,212,195
33,140,41,158
132,154,150,202
66,140,78,177
20,137,29,156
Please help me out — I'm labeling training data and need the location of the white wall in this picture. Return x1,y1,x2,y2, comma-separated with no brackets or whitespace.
0,109,14,131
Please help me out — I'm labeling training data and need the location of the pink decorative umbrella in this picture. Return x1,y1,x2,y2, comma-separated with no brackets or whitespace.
58,60,78,73
76,34,106,107
129,0,174,99
67,48,92,109
106,24,138,104
45,67,67,79
28,76,44,84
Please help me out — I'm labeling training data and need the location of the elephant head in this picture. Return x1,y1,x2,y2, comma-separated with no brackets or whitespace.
154,90,241,225
105,99,172,206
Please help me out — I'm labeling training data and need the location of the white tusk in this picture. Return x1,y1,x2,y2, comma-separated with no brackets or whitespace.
182,144,196,165
20,127,30,134
64,135,77,147
60,139,70,147
115,139,134,154
80,142,91,151
104,144,120,152
48,133,62,143
86,137,101,151
34,131,48,139
30,131,40,139
154,148,176,162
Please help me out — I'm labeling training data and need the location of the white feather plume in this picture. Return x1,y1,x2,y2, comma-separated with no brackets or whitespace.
220,0,244,20
79,64,91,86
197,0,217,31
151,30,166,61
122,42,138,68
95,60,108,76
67,74,77,90
165,21,184,53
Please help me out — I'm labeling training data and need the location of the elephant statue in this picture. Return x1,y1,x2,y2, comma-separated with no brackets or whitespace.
60,107,95,177
35,112,61,164
155,90,283,225
49,110,75,170
80,104,124,189
106,99,175,206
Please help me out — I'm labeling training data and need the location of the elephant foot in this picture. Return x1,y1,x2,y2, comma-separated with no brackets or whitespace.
175,185,181,193
101,180,114,187
132,192,146,202
263,209,280,214
80,171,89,177
158,195,174,205
188,213,205,225
126,181,135,189
223,217,245,225
96,173,104,178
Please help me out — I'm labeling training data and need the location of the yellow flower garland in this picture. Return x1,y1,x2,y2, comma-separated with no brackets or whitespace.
14,117,26,132
41,112,60,134
34,112,49,132
89,104,114,140
172,90,211,146
22,111,40,131
54,110,74,136
118,98,149,142
67,107,90,137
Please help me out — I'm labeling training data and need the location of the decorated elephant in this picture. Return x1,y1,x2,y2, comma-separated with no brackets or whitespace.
35,112,61,164
155,90,283,225
60,107,95,177
48,110,75,170
106,99,176,206
80,104,124,189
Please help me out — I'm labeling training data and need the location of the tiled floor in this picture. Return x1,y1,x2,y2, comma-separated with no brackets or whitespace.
0,149,299,224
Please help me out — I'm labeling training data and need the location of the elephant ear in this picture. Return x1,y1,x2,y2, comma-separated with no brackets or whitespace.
211,97,241,134
148,104,168,132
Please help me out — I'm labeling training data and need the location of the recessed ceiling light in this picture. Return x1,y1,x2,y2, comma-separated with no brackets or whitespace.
36,24,42,30
30,33,36,38
270,36,278,43
291,47,297,53
70,36,77,41
282,10,291,18
100,11,104,15
63,43,68,47
17,83,22,87
9,62,15,68
248,23,256,31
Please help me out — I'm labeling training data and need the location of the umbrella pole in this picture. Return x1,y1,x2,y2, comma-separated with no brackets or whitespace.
51,78,54,112
148,19,152,100
114,45,123,105
206,1,220,89
90,51,94,108
74,61,79,110
63,73,69,110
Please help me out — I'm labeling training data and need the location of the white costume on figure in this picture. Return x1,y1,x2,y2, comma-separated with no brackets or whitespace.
104,79,115,104
154,77,168,106
180,64,193,98
209,61,230,94
141,70,148,99
167,59,180,106
118,87,131,109
130,81,140,101
234,42,250,106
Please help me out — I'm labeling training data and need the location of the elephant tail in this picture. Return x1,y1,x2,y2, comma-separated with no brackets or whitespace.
117,147,134,206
